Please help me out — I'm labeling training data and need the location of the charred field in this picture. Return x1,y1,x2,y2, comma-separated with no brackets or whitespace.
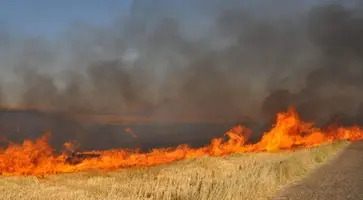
0,107,258,152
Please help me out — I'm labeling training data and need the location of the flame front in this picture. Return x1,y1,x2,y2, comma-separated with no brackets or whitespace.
1,107,363,176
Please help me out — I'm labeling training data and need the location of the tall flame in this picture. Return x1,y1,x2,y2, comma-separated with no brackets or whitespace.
1,107,362,176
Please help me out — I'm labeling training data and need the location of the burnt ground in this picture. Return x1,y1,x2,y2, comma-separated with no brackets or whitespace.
0,109,260,152
275,141,363,200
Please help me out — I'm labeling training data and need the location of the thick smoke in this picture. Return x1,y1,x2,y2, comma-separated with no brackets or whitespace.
262,2,363,127
1,1,362,150
0,0,316,119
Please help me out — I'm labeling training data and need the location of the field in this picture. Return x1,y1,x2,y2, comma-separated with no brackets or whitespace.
0,141,349,200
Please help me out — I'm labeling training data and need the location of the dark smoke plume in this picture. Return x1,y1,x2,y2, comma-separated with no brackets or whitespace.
1,1,315,119
0,1,362,150
262,2,363,127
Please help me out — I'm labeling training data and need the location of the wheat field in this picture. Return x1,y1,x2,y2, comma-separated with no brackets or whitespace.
0,141,349,200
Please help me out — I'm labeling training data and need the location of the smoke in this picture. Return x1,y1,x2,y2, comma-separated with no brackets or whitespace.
0,1,314,119
1,0,363,150
262,2,363,127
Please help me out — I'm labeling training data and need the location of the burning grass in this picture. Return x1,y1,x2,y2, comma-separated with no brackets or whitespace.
0,106,357,199
1,107,362,176
0,141,349,200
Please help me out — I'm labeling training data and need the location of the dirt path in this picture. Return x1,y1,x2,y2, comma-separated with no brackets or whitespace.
275,141,363,200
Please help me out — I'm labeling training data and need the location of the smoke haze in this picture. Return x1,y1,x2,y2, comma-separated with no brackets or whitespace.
0,0,316,119
0,0,363,150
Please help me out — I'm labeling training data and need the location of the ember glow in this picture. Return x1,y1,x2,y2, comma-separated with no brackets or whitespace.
0,107,362,176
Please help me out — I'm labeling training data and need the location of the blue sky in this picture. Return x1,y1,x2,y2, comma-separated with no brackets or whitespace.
0,0,132,37
0,0,332,38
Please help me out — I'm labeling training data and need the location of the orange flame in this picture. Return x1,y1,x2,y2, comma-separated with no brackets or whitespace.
1,107,362,176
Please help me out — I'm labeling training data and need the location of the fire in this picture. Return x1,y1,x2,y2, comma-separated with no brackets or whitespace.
1,107,362,176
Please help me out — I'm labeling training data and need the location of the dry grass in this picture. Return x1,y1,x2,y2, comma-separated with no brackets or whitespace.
0,141,349,200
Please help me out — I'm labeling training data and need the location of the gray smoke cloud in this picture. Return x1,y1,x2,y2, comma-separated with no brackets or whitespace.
262,2,363,127
0,0,361,129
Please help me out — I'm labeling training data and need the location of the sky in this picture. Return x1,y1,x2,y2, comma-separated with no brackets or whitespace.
0,0,132,37
0,0,336,39
0,0,327,38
